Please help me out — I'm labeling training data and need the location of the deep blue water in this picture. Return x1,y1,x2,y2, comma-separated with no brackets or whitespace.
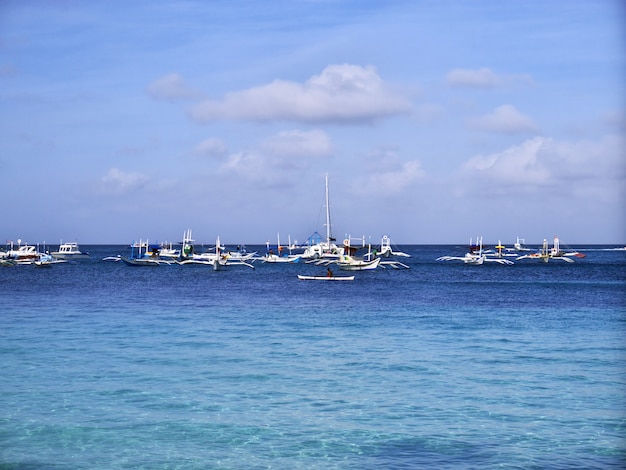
1,245,625,469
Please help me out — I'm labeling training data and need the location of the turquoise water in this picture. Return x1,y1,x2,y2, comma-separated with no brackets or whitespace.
1,245,625,468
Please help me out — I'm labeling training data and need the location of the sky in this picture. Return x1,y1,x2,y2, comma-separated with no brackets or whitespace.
1,0,624,245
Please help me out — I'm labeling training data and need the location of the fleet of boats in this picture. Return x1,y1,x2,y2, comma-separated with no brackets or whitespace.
0,240,68,267
436,236,586,265
0,234,599,273
0,176,600,274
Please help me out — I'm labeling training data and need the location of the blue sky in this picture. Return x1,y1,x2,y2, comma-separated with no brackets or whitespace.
1,0,624,245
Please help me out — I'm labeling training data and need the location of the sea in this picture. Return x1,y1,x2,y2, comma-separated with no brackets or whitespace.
1,244,625,469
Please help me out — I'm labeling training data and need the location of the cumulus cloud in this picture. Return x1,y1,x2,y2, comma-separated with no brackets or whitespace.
463,137,550,187
468,104,539,134
446,67,534,88
350,148,425,197
215,129,333,186
218,151,294,188
147,73,204,101
459,135,625,198
100,168,150,195
188,64,412,124
365,160,424,192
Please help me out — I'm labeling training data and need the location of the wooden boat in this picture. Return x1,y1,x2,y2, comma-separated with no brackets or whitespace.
437,237,514,265
337,254,380,271
263,233,301,263
297,274,354,281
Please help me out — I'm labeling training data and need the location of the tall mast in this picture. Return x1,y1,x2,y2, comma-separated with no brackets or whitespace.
325,174,331,243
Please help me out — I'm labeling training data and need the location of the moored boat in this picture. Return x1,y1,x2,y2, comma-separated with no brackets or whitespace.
437,237,514,265
51,242,90,260
336,237,381,271
297,274,354,281
4,241,40,265
263,234,302,263
377,235,410,258
300,175,344,261
516,237,583,263
122,239,174,266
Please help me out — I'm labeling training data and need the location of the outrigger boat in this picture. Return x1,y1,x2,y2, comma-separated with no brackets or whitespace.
377,235,410,258
516,237,585,263
336,236,381,271
367,236,410,269
178,230,254,269
437,237,514,265
514,236,531,252
122,239,176,266
263,234,301,263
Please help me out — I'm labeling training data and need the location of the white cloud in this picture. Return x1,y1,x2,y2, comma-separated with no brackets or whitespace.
218,151,284,187
214,129,333,186
147,73,204,101
100,168,150,195
463,137,550,186
350,156,425,197
370,160,424,191
188,64,412,124
260,129,333,159
468,104,539,134
459,135,625,199
447,67,501,88
446,67,534,88
194,137,228,158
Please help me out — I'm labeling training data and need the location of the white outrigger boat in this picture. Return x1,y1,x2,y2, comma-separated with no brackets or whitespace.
178,232,228,270
437,237,514,265
513,236,531,252
262,234,301,263
371,236,411,269
335,236,381,271
122,239,175,266
377,235,410,258
178,230,254,270
516,237,585,263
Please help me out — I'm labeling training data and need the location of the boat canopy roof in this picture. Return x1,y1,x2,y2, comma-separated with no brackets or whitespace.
305,232,323,246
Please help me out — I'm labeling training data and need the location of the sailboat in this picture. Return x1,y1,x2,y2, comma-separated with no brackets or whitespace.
301,174,344,261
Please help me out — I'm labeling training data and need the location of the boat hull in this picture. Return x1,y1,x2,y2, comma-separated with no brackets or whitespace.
297,275,354,281
337,257,381,271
